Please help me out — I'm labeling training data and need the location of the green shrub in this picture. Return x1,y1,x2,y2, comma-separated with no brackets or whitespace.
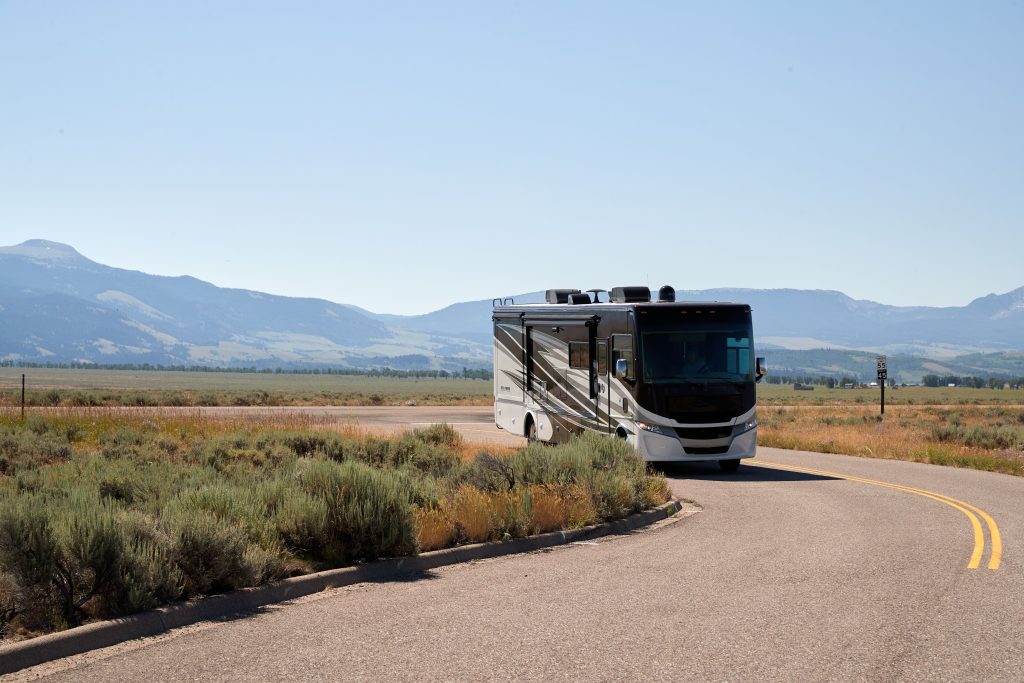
112,539,184,613
0,494,61,596
0,491,132,628
0,571,20,637
68,392,101,407
298,459,416,563
278,431,348,460
170,483,276,547
242,544,285,584
586,470,640,520
932,425,1024,450
490,488,532,539
412,423,463,449
55,493,128,625
460,452,516,492
273,491,329,556
0,429,72,473
188,434,294,474
92,460,155,506
167,508,253,596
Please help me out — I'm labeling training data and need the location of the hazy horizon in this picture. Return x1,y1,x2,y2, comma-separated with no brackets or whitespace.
3,236,1020,317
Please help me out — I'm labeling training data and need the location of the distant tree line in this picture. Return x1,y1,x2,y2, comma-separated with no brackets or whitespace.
921,374,1024,389
0,360,493,380
763,374,835,387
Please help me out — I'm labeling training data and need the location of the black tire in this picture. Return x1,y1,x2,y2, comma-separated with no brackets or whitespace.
719,458,741,473
526,419,537,443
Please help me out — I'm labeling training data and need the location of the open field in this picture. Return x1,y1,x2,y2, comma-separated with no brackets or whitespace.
2,367,1022,478
0,410,668,640
756,382,1024,405
0,368,492,408
5,368,1024,409
758,404,1024,476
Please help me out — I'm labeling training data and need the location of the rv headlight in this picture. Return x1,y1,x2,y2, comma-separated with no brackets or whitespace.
637,421,669,436
733,414,757,435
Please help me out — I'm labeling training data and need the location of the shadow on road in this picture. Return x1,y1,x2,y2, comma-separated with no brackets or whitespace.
652,462,838,483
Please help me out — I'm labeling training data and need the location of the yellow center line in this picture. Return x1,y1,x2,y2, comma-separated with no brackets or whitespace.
756,461,1002,570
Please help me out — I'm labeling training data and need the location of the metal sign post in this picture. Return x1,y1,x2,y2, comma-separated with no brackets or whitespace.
876,356,887,415
21,374,26,420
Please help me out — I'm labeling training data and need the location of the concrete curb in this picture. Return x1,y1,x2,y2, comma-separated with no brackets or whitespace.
0,499,682,676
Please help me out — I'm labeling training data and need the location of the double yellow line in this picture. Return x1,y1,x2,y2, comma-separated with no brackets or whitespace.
757,461,1002,570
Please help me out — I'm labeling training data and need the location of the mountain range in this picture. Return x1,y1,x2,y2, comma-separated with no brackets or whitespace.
2,239,1023,378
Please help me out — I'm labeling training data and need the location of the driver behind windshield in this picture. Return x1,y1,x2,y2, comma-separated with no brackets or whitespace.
682,343,708,377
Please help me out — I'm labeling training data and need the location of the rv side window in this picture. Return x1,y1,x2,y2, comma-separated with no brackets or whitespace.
596,339,608,375
569,341,589,369
612,334,634,380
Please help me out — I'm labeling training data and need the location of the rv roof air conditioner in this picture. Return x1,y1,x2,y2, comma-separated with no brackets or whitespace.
658,285,676,302
568,293,591,305
545,289,582,304
609,286,651,303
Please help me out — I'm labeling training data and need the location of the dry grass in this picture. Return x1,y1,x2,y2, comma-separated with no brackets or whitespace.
450,485,494,543
528,485,568,533
413,505,457,552
758,405,1024,476
564,485,601,528
757,384,1024,406
0,368,493,408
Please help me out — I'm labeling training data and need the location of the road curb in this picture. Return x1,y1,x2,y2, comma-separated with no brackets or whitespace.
0,499,682,676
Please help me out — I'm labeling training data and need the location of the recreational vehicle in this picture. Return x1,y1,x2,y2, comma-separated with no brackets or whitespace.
492,286,766,471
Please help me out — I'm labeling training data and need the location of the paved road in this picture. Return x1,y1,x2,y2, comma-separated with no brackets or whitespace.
10,410,1024,681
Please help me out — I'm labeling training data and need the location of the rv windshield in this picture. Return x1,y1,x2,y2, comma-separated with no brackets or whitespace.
640,320,754,384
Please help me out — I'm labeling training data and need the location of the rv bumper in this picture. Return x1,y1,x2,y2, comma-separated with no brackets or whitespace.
636,427,757,463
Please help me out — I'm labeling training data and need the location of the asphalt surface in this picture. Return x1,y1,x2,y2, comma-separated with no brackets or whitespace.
9,408,1023,682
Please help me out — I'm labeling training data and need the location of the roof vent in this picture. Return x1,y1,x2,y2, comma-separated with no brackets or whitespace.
657,285,676,302
609,286,651,303
545,288,582,304
568,292,591,305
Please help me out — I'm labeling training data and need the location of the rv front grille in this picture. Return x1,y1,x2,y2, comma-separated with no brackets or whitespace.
683,446,730,455
674,426,733,440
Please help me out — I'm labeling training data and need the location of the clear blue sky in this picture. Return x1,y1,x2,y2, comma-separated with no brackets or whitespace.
2,2,1021,314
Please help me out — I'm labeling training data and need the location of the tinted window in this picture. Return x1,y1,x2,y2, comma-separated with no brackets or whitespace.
640,322,754,383
569,341,589,369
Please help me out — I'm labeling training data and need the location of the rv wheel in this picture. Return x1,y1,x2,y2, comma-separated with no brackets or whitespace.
719,459,741,473
526,419,537,442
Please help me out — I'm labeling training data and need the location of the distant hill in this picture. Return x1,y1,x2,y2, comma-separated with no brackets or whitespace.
389,286,1024,358
0,240,486,371
759,349,1024,383
1,240,1022,377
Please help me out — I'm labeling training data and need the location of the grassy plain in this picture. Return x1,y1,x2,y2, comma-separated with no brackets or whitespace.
757,383,1024,406
3,369,1022,479
757,404,1024,476
757,385,1024,476
0,368,491,408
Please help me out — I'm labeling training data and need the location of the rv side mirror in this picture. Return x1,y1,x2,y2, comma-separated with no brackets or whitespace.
614,358,628,378
756,357,767,383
